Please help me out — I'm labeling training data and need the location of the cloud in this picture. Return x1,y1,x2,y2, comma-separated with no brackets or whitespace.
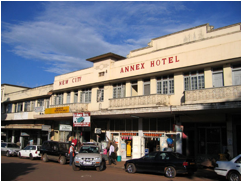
2,1,210,74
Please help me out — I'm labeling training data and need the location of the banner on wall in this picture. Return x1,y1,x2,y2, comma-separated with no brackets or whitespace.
73,112,91,127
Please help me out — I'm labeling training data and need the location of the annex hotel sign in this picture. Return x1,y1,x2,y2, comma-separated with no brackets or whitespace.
120,56,180,73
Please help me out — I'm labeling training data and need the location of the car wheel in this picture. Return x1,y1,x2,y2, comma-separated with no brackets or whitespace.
59,156,66,165
165,166,176,178
18,152,22,158
227,171,241,181
42,153,48,162
96,161,104,172
72,161,80,171
29,153,34,160
6,151,10,157
126,163,136,174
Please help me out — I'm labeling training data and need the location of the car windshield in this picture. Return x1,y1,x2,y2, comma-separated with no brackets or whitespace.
1,143,7,147
7,144,19,148
79,146,99,153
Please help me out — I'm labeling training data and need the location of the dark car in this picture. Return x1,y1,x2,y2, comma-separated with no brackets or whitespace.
40,141,70,165
124,151,197,178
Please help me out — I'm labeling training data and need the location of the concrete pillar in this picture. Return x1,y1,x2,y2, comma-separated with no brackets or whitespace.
204,67,213,88
138,79,144,96
223,64,232,86
126,81,131,97
138,118,143,136
12,103,15,113
11,130,15,143
70,91,74,103
150,77,157,94
37,132,41,145
63,92,67,104
22,102,25,112
227,116,234,158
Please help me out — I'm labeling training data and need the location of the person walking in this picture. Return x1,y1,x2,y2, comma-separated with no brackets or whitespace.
69,142,75,166
108,142,116,165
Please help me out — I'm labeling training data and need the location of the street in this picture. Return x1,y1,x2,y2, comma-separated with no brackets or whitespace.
1,156,224,181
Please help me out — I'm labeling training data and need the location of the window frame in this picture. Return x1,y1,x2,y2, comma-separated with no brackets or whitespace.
157,75,174,94
80,88,92,103
113,83,126,99
184,71,204,91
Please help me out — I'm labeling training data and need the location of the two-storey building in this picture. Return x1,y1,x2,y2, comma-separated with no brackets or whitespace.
1,23,241,161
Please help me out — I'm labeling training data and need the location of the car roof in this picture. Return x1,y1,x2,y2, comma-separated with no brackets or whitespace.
82,145,99,148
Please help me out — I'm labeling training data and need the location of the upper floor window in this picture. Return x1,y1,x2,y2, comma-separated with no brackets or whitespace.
66,92,71,104
16,102,23,112
212,67,223,88
24,101,31,112
157,75,174,94
184,70,204,91
97,87,104,102
6,103,12,113
81,89,91,103
144,80,150,95
113,83,125,98
55,93,63,105
232,64,241,86
74,91,78,103
37,99,44,107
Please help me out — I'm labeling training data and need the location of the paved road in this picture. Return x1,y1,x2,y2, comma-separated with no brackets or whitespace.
1,156,225,181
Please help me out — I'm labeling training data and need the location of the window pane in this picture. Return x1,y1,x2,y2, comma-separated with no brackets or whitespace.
163,81,168,94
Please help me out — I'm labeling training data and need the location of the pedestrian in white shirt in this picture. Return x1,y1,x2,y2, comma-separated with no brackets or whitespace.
108,142,116,165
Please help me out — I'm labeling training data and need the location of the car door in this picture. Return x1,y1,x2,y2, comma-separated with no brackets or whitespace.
136,152,157,172
22,146,30,157
153,152,168,173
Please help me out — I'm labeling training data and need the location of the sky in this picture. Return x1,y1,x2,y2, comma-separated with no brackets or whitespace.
1,1,241,88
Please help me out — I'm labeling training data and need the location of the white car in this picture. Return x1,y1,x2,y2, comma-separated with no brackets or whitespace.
1,142,20,157
18,145,41,160
214,154,241,181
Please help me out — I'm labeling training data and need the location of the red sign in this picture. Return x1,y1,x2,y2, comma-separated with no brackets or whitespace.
73,112,91,127
120,56,179,73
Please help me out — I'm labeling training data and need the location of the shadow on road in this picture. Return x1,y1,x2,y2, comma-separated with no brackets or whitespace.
1,162,37,181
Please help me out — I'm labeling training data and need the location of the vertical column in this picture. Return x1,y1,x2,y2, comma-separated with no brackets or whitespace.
70,91,74,103
12,103,15,113
138,118,143,137
227,116,234,158
204,67,213,88
138,79,144,96
11,130,15,143
37,131,41,145
223,64,232,86
22,101,25,112
126,81,131,97
150,77,157,94
63,92,67,104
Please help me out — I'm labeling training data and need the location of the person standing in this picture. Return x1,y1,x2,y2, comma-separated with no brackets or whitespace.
69,142,75,166
108,142,116,165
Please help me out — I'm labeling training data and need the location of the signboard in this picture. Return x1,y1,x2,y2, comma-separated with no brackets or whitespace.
45,106,69,114
42,125,51,131
95,128,101,134
59,124,72,131
73,112,90,127
34,106,44,112
173,125,184,132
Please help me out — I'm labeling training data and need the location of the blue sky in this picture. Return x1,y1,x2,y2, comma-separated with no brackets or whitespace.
1,1,241,88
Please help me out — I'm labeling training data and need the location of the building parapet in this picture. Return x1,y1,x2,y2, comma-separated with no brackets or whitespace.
49,103,89,112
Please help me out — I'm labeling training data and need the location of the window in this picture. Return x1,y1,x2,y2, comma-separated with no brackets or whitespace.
131,81,138,96
45,99,50,108
74,91,78,103
55,93,63,105
113,83,125,98
232,64,241,86
24,101,31,112
144,80,150,95
6,104,12,113
157,75,174,94
97,87,104,102
37,99,44,106
30,101,35,111
81,89,91,103
212,67,223,88
66,92,70,103
16,103,23,112
99,72,105,77
184,71,204,91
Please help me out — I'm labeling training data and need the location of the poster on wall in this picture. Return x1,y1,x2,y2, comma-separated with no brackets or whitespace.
73,112,91,127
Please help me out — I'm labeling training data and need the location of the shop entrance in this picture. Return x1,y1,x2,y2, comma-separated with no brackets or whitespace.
145,137,160,153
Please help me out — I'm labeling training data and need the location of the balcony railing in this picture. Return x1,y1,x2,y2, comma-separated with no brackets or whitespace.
109,94,170,109
184,85,241,104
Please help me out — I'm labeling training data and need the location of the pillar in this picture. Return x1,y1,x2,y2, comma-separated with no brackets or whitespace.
11,130,15,143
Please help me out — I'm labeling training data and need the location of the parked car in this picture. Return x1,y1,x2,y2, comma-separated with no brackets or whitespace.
40,141,70,165
18,145,41,160
72,144,105,171
124,151,197,178
1,142,20,157
214,154,241,181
